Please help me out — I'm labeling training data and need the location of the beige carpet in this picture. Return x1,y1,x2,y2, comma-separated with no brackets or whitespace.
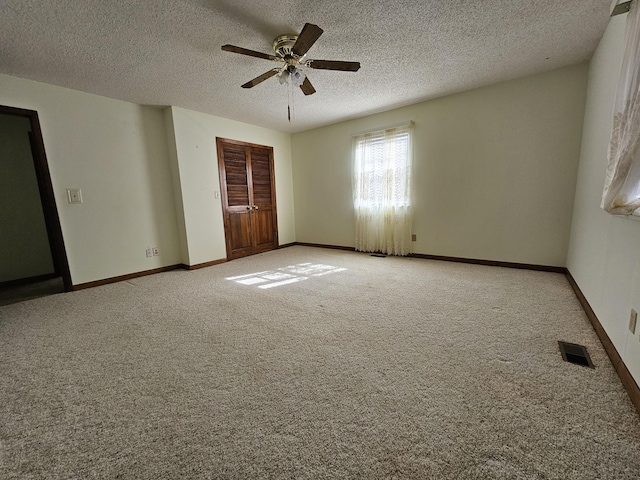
1,246,639,479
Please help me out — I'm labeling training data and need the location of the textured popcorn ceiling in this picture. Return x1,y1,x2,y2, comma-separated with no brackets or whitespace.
0,0,611,133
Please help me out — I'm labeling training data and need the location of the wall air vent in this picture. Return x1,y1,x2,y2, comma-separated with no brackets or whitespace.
558,341,594,369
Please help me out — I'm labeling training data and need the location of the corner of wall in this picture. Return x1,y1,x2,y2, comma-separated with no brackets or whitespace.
163,106,191,265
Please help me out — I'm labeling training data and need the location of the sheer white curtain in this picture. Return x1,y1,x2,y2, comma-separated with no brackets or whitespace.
353,124,413,256
602,0,640,215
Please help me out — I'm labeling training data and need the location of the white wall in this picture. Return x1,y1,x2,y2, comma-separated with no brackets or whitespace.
0,75,295,284
292,64,588,267
0,114,55,282
567,15,640,384
167,106,295,266
0,74,181,285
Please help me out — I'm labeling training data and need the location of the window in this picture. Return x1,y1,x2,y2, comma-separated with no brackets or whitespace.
353,124,413,255
602,0,640,216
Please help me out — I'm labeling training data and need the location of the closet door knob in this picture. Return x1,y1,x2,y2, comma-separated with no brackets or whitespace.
253,205,259,210
246,206,251,210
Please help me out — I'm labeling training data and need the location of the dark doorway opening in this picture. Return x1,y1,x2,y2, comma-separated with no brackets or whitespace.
0,104,72,301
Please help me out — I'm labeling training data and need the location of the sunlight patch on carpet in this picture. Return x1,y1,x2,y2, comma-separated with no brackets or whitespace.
226,263,346,289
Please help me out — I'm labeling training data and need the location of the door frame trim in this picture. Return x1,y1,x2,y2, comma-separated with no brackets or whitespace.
0,104,73,291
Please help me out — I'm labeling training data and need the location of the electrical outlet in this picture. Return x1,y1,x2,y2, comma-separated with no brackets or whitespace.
152,247,159,256
146,247,152,258
629,309,638,334
411,234,417,242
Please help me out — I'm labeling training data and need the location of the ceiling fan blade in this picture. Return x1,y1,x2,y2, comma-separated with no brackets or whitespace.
300,77,316,96
222,44,277,61
241,68,280,88
307,60,360,72
292,23,324,56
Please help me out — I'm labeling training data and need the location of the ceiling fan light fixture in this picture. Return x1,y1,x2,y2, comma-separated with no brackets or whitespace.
291,68,306,88
278,70,290,85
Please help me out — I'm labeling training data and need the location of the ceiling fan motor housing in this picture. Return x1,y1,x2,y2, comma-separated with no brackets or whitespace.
273,34,299,61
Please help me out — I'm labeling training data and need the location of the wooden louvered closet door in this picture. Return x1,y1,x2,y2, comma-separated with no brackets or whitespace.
217,138,278,260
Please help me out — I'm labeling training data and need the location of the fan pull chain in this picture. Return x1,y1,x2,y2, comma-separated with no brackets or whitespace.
287,78,295,123
287,80,291,122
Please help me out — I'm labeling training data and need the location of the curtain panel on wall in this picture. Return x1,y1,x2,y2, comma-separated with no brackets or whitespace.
353,124,413,256
602,0,640,215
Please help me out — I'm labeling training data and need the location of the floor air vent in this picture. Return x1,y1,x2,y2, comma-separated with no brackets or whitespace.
558,341,594,369
370,254,387,258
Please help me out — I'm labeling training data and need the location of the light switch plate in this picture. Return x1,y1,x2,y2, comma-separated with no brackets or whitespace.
66,188,83,204
629,309,637,334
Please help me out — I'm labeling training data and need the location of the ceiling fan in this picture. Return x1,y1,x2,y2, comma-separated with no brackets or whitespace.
221,23,360,96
